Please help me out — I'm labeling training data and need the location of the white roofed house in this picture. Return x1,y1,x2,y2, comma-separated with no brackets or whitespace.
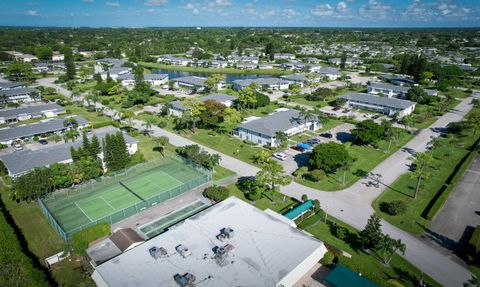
0,81,27,91
117,73,169,87
340,93,416,118
234,109,319,147
91,197,327,287
101,67,132,81
274,53,296,60
281,74,309,87
0,126,138,177
232,77,291,91
0,103,66,125
328,57,363,67
318,67,342,80
51,52,64,62
172,76,222,91
158,54,192,66
168,93,237,118
368,82,438,99
0,87,41,103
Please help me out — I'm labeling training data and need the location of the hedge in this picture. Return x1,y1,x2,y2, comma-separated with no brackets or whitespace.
0,208,49,287
91,120,120,129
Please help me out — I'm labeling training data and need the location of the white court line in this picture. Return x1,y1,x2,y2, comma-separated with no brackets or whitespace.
74,202,94,222
100,196,116,210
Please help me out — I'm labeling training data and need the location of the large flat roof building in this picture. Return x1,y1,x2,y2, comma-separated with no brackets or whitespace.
232,77,290,90
91,197,327,287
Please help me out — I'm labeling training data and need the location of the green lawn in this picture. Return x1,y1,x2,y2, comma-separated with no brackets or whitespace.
373,133,479,234
298,212,440,287
297,131,414,191
134,133,235,181
138,62,291,75
65,104,113,125
290,96,334,108
226,183,297,213
0,183,95,286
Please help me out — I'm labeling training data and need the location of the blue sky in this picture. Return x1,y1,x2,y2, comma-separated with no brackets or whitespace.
0,0,479,27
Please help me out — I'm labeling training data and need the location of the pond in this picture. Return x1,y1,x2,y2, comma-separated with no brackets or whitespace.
153,68,277,84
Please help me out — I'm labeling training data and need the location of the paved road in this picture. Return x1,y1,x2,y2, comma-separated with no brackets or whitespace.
39,77,476,286
430,154,480,249
280,96,476,287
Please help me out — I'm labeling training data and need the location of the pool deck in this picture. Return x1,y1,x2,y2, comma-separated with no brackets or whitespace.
111,182,210,239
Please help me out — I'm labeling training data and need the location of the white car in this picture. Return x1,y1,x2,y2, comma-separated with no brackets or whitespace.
14,143,23,151
272,152,287,161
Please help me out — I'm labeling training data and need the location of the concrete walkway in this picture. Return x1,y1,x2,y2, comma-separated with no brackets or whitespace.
39,77,477,286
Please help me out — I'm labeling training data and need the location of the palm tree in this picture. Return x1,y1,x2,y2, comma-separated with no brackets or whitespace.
299,109,316,135
409,152,432,199
154,136,169,156
142,118,155,136
377,234,406,265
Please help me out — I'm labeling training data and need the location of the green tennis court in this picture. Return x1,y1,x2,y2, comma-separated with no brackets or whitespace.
41,156,211,240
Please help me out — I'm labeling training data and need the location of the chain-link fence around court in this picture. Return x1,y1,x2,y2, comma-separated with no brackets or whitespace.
38,155,212,242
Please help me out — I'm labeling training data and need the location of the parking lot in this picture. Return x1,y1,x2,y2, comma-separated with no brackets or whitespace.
272,123,355,174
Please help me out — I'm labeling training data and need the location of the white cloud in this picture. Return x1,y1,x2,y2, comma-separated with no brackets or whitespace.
311,4,334,16
105,1,120,7
337,1,348,13
144,0,168,6
358,0,391,19
83,0,94,3
147,8,155,13
214,0,233,6
184,3,200,15
283,8,300,18
26,10,38,16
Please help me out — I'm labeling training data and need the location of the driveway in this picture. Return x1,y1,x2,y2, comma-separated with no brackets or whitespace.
429,154,480,250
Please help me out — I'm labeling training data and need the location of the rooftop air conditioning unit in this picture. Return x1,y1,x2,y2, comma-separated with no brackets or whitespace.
175,244,192,258
149,246,168,260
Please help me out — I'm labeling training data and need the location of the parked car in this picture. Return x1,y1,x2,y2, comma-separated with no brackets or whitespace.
39,139,48,145
272,152,287,161
291,146,306,152
320,133,333,139
372,115,381,119
14,143,23,151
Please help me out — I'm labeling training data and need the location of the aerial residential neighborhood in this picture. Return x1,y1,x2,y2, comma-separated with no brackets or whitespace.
0,1,479,287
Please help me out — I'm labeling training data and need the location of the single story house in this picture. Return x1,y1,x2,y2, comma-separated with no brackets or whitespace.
0,87,41,103
328,57,363,66
91,197,327,287
318,67,341,80
172,76,215,90
258,63,274,69
378,74,417,87
0,115,89,145
232,77,290,91
228,55,259,64
157,55,192,66
235,109,319,147
96,58,125,68
169,93,237,117
368,82,438,98
6,51,38,63
51,52,64,62
274,53,296,60
339,93,416,117
0,81,26,90
101,67,132,81
193,60,228,69
281,74,309,86
117,73,169,87
0,103,66,125
236,63,257,69
0,126,138,177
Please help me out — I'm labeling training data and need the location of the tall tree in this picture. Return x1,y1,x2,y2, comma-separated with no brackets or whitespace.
182,98,205,133
154,135,169,156
376,234,406,265
359,213,383,250
255,160,292,192
220,107,242,134
409,152,432,199
299,109,316,135
274,131,288,148
64,47,76,80
204,74,225,92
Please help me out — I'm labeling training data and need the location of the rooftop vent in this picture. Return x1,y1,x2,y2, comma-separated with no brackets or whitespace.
174,273,196,287
213,244,234,266
216,227,234,241
149,246,168,260
176,244,192,258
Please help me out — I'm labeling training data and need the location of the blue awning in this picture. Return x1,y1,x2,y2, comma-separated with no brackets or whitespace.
283,200,313,220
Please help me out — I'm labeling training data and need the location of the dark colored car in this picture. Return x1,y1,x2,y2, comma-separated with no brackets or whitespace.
320,133,333,139
372,115,381,119
291,146,306,152
39,139,48,145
